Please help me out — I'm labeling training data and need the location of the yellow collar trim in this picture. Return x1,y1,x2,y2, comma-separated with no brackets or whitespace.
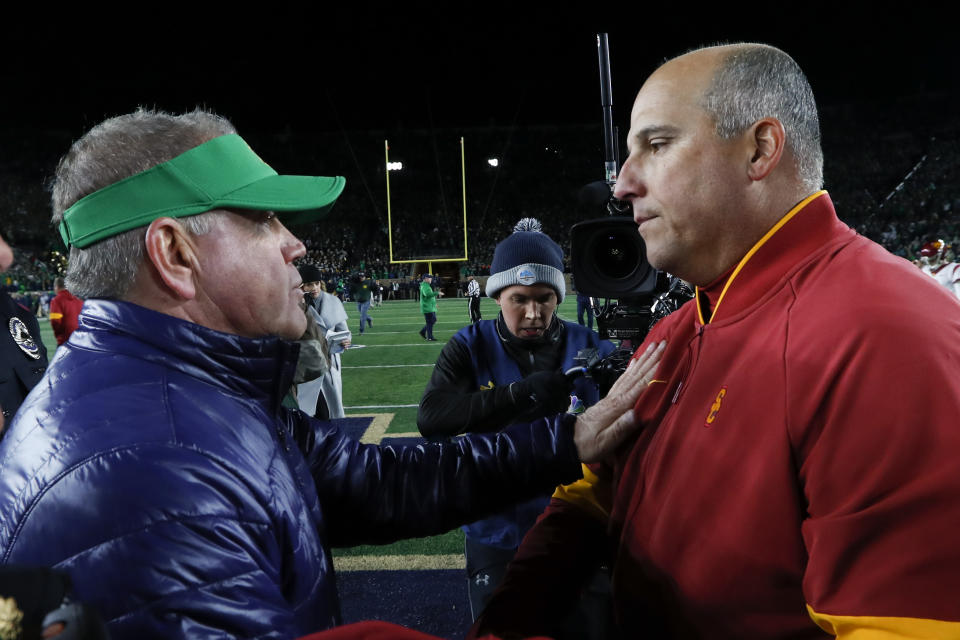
696,190,828,325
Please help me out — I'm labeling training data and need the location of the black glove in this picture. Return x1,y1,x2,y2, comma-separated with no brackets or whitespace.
512,370,573,414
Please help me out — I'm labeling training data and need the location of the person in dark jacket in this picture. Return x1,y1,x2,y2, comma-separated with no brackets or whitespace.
0,109,664,640
348,271,373,335
418,218,615,621
0,232,48,434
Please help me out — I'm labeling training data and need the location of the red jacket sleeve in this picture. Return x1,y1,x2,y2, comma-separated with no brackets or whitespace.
49,295,67,345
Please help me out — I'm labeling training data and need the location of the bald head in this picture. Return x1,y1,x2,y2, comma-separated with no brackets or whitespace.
700,44,823,192
614,43,822,285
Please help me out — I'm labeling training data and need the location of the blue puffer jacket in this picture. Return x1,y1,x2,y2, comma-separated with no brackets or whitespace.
0,300,582,639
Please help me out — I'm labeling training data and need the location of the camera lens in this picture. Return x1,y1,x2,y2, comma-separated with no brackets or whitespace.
571,216,656,298
591,230,639,280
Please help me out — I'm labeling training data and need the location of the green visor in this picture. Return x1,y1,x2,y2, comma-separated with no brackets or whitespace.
59,134,346,248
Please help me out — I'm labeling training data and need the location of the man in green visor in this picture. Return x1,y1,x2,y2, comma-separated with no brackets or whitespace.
0,109,665,639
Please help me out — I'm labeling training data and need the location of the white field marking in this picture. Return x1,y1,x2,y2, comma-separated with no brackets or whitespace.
373,308,492,315
347,330,454,335
373,308,496,317
345,404,420,410
374,321,473,326
347,330,420,335
349,343,445,348
342,364,436,369
333,553,465,572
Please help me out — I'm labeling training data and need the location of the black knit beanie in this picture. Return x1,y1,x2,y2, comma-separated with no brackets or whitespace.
485,218,565,302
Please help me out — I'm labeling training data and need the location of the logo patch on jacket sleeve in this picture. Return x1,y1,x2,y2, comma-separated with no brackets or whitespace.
704,386,727,427
9,317,41,360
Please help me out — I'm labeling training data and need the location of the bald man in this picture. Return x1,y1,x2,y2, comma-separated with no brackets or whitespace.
472,44,960,640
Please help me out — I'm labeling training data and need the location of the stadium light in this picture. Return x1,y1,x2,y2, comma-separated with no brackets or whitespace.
387,161,403,171
487,158,499,167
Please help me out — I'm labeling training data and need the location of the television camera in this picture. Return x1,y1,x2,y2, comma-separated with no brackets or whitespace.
567,34,693,390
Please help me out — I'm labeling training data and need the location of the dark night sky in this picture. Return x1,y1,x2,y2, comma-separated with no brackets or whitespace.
1,5,957,139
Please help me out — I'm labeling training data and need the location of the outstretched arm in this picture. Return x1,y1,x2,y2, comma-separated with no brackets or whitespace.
298,342,664,546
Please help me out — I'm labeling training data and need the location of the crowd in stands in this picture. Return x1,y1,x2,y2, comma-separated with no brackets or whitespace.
3,97,959,294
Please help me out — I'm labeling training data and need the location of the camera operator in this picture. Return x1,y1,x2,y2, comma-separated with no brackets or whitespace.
417,218,615,622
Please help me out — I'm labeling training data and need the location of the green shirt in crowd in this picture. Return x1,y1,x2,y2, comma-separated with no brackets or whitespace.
420,280,438,313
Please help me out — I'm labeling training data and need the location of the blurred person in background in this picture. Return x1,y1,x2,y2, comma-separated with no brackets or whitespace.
0,231,47,435
49,277,84,346
466,274,481,324
418,273,443,341
349,271,373,334
297,264,350,419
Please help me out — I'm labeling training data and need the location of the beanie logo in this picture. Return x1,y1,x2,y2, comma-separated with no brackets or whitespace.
516,267,536,285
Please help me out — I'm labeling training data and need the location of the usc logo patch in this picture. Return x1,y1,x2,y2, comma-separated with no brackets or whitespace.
704,386,727,428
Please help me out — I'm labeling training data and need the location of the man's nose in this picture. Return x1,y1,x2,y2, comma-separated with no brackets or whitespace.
613,157,646,202
279,220,306,262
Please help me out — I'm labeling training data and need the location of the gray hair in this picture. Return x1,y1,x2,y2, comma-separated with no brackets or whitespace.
51,108,236,299
701,45,824,193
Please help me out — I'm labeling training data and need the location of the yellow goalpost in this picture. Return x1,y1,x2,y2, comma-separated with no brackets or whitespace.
384,137,468,275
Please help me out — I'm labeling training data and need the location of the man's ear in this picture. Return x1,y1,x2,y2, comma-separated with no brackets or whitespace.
143,217,200,300
746,117,786,181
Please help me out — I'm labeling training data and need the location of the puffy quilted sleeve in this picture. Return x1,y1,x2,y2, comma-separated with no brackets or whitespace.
294,412,584,546
4,444,300,639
